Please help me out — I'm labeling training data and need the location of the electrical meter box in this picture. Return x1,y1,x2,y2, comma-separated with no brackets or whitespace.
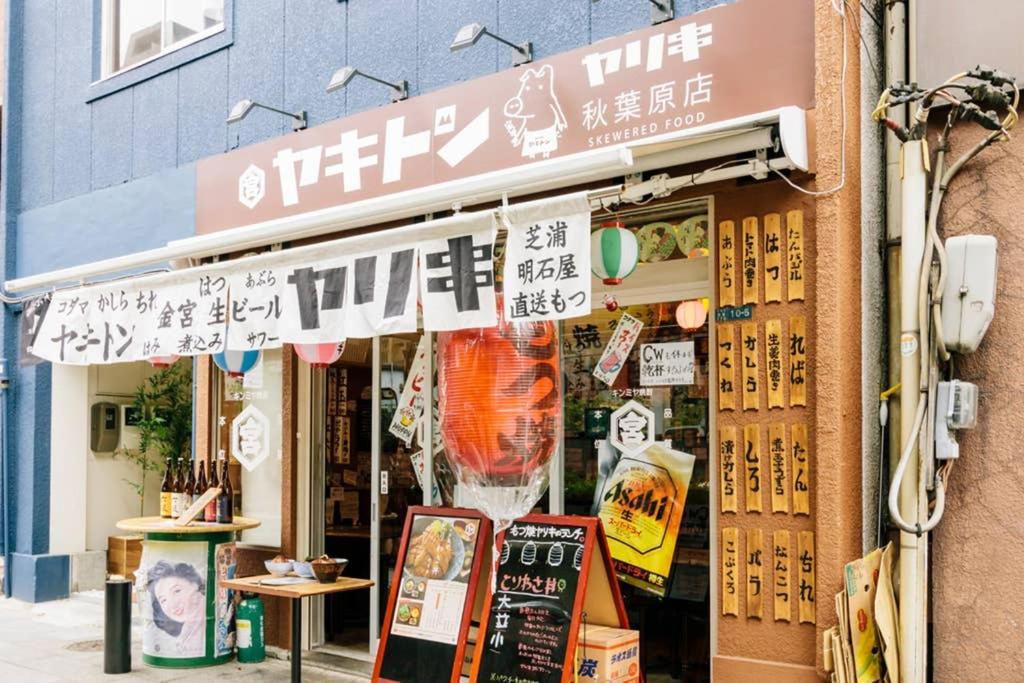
90,401,120,453
941,235,997,354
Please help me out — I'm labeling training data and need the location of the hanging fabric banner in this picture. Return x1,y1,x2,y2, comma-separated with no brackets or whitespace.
346,246,419,338
501,192,592,322
418,214,498,331
278,255,351,344
32,271,229,365
226,265,285,350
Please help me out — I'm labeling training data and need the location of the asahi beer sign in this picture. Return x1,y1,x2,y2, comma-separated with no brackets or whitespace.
196,0,813,235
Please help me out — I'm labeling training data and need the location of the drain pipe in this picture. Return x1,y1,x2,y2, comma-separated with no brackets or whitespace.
897,139,927,683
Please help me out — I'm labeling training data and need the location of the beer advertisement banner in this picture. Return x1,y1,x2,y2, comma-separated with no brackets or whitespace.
593,442,696,597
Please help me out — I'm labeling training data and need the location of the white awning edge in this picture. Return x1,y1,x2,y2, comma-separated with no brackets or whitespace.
5,106,809,294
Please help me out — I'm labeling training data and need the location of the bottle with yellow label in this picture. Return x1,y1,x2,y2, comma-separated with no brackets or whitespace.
159,458,173,518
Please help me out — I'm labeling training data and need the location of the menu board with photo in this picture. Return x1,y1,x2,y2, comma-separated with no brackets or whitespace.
471,515,629,683
374,508,491,683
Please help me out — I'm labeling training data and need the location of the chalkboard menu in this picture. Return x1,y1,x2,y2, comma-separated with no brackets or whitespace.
471,515,629,683
373,507,491,683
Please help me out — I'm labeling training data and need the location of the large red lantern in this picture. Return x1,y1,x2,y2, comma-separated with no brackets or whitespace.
437,306,561,487
293,341,345,368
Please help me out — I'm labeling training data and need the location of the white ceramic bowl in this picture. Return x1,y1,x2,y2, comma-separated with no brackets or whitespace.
293,561,315,578
265,559,293,577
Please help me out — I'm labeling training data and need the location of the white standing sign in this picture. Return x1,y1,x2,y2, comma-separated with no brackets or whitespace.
501,193,592,322
640,341,695,386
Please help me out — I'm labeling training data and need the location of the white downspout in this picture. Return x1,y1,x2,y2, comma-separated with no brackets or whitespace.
897,139,927,683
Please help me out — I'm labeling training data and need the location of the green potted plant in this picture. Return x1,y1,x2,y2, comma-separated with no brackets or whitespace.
114,361,193,516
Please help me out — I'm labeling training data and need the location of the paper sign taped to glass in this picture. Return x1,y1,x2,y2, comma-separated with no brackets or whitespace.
592,439,695,597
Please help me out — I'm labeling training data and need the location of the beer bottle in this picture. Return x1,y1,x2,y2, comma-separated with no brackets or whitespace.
217,459,234,523
185,459,196,510
160,458,173,518
171,458,184,518
205,456,220,522
196,461,209,507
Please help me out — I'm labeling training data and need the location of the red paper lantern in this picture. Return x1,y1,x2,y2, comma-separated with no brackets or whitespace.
293,341,345,368
437,306,561,484
148,355,180,369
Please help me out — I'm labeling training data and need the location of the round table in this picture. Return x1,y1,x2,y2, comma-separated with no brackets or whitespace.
116,516,260,669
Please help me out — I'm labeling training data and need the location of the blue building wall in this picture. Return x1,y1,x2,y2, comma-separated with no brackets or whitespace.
1,0,730,600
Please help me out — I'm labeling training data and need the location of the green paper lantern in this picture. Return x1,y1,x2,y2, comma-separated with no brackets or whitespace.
591,221,639,285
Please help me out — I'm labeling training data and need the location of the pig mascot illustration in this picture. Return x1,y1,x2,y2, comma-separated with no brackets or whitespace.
503,64,568,159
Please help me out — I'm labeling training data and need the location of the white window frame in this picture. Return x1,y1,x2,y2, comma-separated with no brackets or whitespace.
100,0,226,80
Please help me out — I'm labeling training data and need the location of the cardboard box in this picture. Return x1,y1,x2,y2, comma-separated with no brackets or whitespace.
574,625,641,683
107,535,142,581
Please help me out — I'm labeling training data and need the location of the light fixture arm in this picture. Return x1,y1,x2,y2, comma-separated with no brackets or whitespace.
648,0,673,24
250,102,307,131
482,28,533,65
354,71,409,101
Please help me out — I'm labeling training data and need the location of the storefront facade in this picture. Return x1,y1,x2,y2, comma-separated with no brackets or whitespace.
2,1,865,681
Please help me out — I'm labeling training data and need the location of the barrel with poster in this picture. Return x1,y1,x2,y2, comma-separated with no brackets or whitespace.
373,507,492,683
470,515,631,683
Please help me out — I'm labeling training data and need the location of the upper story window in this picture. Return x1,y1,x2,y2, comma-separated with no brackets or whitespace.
102,0,225,78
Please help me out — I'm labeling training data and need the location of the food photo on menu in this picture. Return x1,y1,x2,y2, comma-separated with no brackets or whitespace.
390,516,479,645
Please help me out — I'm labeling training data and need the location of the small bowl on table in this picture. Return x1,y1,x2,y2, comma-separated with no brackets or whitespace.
311,556,349,584
293,560,316,579
265,558,293,578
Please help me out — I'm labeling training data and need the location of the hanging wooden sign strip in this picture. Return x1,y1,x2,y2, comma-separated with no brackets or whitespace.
763,213,783,303
743,423,763,513
769,422,789,513
773,530,792,622
721,527,740,616
719,221,737,307
791,422,811,515
765,318,785,409
719,425,739,513
741,217,760,304
798,531,816,624
746,528,765,619
717,323,737,411
741,322,760,411
786,209,805,301
789,315,807,407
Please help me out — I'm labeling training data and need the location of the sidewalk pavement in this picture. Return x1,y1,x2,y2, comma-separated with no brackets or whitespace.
0,592,366,682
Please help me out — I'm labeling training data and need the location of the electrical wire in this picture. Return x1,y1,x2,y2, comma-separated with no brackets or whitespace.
770,0,848,197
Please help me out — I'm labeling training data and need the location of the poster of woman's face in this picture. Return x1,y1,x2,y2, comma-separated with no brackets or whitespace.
139,541,208,659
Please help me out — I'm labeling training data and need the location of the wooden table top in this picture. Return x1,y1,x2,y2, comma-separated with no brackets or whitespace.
221,574,374,599
116,516,261,534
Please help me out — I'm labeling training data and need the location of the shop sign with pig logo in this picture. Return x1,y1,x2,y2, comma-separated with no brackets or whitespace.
503,64,568,159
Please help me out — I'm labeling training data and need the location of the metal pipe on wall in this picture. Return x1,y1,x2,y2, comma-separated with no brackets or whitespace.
897,139,927,683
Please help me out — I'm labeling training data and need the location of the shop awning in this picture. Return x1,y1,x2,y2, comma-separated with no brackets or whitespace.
5,106,809,296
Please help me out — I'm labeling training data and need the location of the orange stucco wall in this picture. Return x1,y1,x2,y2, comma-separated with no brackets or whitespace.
930,107,1024,681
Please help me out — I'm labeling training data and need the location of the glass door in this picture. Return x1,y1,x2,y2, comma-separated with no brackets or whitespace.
371,334,428,648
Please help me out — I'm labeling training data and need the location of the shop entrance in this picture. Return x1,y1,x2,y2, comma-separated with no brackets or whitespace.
306,334,438,658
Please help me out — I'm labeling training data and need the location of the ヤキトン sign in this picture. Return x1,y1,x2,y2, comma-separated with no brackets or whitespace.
195,0,813,235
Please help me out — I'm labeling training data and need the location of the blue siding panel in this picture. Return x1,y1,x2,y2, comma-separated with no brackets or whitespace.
227,0,287,149
417,0,496,93
18,0,57,211
178,49,230,165
132,73,180,179
498,0,591,62
346,0,419,115
90,89,134,188
284,0,348,129
53,0,93,202
590,0,649,43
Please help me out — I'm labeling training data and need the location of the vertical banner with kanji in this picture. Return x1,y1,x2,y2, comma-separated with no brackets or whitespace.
418,215,498,331
278,255,351,344
502,193,591,321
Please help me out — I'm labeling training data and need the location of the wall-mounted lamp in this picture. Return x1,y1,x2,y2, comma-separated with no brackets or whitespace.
326,66,409,102
648,0,674,24
227,99,307,131
450,23,532,66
